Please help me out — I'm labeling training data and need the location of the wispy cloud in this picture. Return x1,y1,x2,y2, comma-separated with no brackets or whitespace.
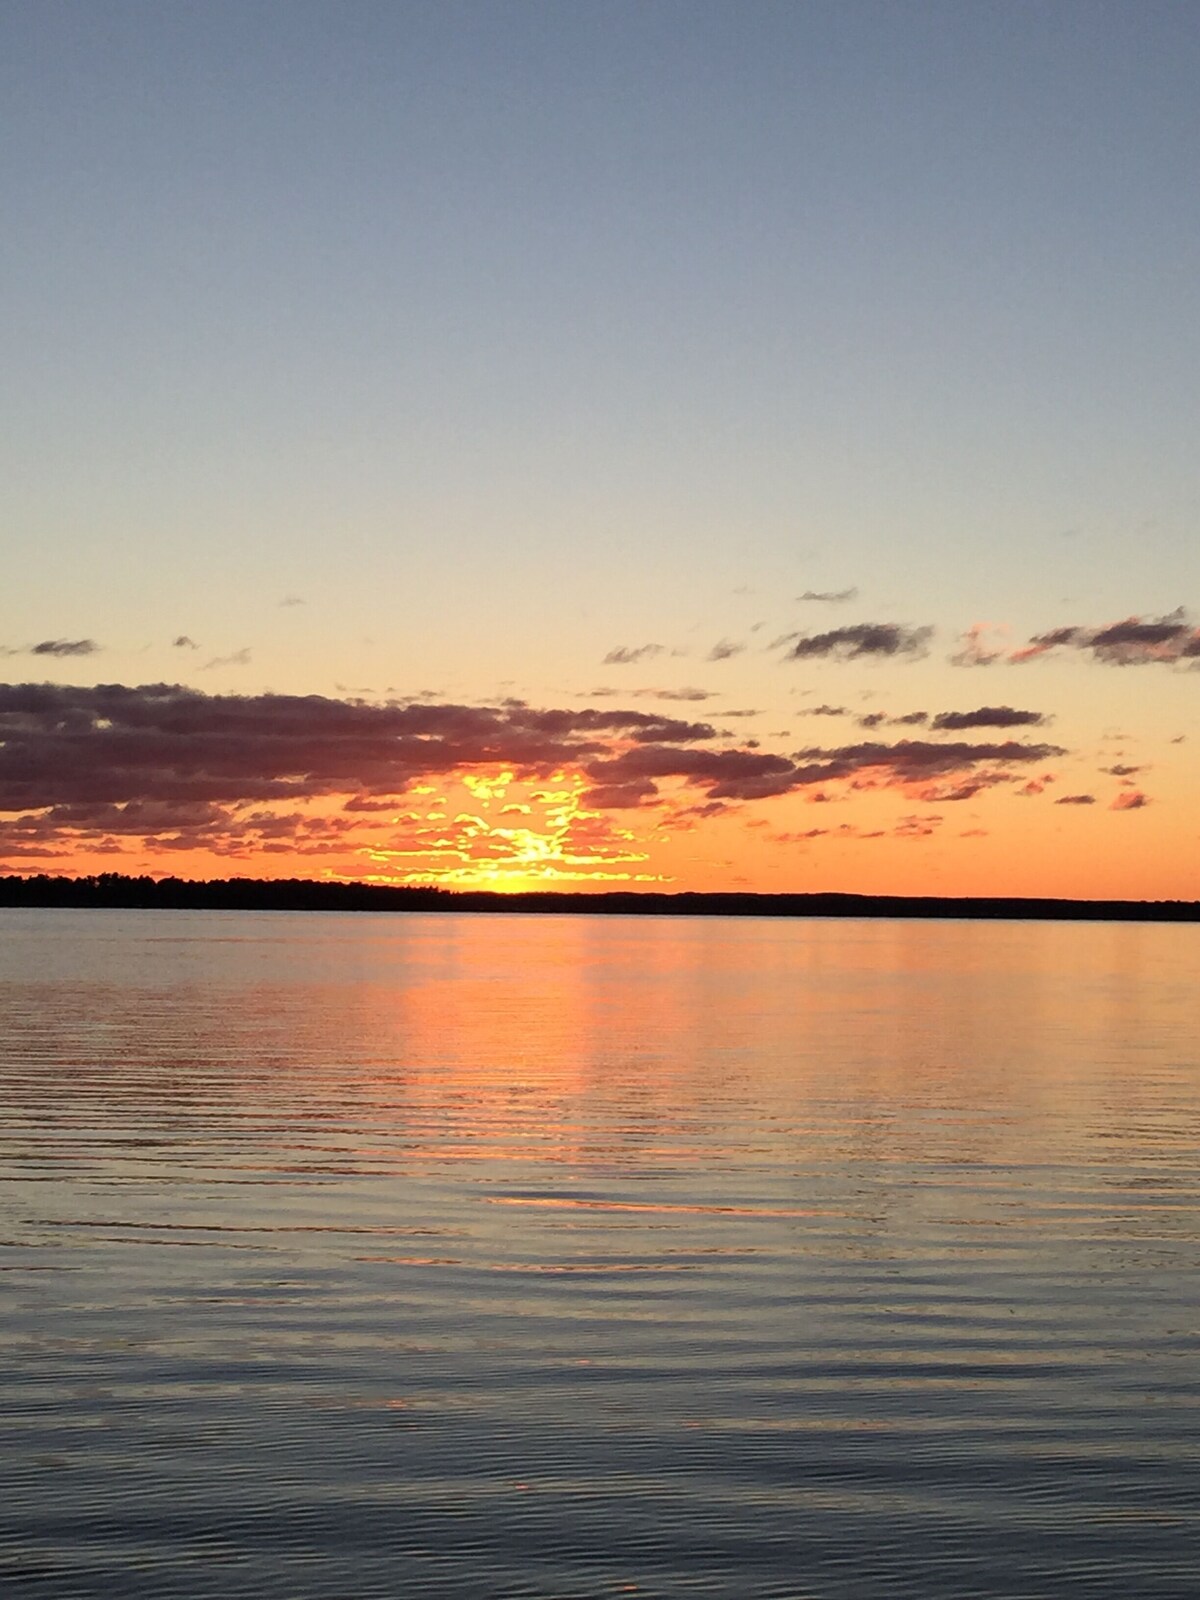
788,738,1064,783
707,639,745,661
586,734,1065,808
783,623,933,662
1012,610,1200,666
930,706,1046,731
797,587,858,604
172,636,199,650
26,639,101,658
202,648,253,670
857,710,929,729
949,624,1006,667
603,643,664,665
586,685,716,702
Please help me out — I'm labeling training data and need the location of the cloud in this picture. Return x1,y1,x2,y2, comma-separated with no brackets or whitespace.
930,706,1046,731
707,639,745,661
950,624,1006,667
911,777,1001,803
586,735,1065,808
584,745,800,803
1012,610,1200,666
856,710,929,729
29,639,100,657
173,636,200,650
202,648,253,669
0,682,721,817
1009,626,1081,663
784,623,933,662
788,738,1065,783
1101,763,1141,777
797,704,850,718
797,588,858,603
1110,791,1151,811
587,685,716,702
603,644,664,665
894,813,943,838
579,779,659,810
280,596,305,607
0,682,1075,875
1055,794,1096,805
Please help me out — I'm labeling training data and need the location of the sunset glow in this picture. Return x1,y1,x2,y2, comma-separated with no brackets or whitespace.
2,4,1196,901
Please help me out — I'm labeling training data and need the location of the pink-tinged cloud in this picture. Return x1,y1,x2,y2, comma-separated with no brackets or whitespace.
1012,610,1200,665
586,735,1065,807
0,682,1074,872
1110,790,1151,811
894,813,943,838
911,776,1003,803
949,624,1006,667
787,738,1065,783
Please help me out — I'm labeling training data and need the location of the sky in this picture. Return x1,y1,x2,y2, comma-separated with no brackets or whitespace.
2,0,1197,897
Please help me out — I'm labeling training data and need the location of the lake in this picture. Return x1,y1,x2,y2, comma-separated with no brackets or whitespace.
1,909,1198,1598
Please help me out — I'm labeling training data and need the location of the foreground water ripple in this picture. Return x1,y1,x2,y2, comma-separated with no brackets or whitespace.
1,909,1198,1598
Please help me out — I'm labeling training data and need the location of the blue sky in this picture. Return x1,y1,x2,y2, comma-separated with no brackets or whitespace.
2,2,1197,891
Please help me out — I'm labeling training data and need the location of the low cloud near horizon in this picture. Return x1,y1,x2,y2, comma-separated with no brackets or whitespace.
1,639,101,659
0,682,1073,866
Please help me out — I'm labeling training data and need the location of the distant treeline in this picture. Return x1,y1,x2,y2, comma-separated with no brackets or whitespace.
0,872,1197,922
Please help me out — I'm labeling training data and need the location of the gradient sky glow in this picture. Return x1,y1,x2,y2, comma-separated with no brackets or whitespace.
3,0,1197,895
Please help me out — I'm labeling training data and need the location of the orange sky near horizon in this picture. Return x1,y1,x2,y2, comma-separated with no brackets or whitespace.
3,7,1199,902
8,739,1194,903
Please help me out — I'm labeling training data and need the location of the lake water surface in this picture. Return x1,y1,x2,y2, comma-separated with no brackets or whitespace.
1,909,1198,1598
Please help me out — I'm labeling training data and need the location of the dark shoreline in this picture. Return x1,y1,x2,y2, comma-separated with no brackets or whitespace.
1,873,1197,922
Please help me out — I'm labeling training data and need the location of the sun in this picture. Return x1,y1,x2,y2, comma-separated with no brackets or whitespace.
351,767,666,892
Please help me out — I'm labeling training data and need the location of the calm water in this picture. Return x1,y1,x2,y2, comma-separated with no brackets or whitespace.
1,909,1198,1599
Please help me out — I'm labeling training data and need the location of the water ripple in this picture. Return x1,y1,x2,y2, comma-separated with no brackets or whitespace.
1,909,1198,1598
